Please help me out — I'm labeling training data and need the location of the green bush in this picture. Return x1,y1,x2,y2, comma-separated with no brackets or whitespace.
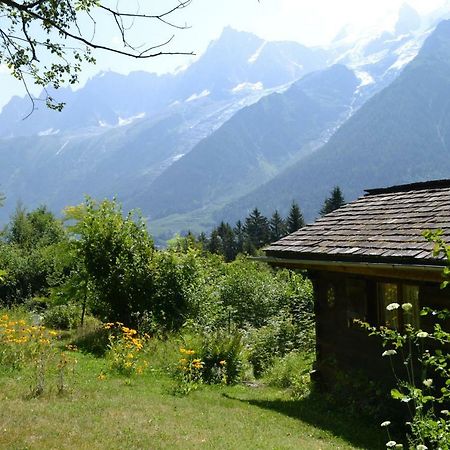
199,329,243,384
182,327,244,385
247,314,314,378
42,304,81,330
264,351,313,398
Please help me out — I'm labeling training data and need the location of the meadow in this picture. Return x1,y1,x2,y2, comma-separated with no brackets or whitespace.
0,313,384,450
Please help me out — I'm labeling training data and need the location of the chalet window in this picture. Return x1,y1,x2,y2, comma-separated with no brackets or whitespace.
378,283,420,329
346,279,367,327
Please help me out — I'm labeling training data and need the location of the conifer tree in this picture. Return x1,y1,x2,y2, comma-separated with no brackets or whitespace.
234,220,245,256
269,210,287,242
286,201,305,234
197,232,208,250
217,221,236,262
320,186,345,216
208,229,223,255
243,208,270,253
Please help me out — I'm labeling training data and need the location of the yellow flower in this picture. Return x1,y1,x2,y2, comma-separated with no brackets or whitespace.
219,360,226,366
127,353,134,359
49,330,58,336
97,373,107,381
186,349,195,355
179,347,187,354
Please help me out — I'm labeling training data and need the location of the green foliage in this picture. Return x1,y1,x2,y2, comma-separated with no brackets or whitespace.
104,323,148,377
320,186,345,217
0,205,69,305
264,351,313,397
0,1,190,111
149,249,199,330
360,231,450,448
247,314,314,378
243,208,270,254
269,210,287,242
42,304,81,330
65,198,154,323
286,201,305,233
193,328,244,385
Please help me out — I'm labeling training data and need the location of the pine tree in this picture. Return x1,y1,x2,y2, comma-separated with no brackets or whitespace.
320,186,345,216
197,232,208,250
208,228,223,255
217,221,236,261
286,201,305,234
269,210,287,242
243,208,270,253
234,220,245,256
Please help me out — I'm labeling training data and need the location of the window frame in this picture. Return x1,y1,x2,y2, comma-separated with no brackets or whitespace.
377,282,420,330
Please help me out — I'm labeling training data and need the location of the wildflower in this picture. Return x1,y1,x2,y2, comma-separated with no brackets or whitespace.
386,303,400,311
179,347,187,354
127,353,134,359
441,410,449,416
416,331,428,338
381,421,391,427
386,441,397,448
422,378,433,388
401,303,413,311
49,330,58,336
186,349,195,355
219,360,226,366
97,373,107,381
179,358,188,364
382,350,397,357
416,445,428,450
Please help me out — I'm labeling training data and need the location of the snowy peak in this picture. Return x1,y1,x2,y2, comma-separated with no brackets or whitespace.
395,3,421,35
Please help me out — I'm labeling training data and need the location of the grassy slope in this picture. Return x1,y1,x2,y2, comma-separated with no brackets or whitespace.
0,352,383,450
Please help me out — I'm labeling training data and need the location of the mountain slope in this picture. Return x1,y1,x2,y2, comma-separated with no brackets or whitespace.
219,19,450,224
136,65,359,220
0,28,326,139
0,28,328,222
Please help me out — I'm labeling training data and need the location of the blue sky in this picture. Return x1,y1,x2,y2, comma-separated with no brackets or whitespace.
0,0,448,109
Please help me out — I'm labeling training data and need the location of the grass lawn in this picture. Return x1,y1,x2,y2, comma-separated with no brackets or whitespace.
0,351,384,450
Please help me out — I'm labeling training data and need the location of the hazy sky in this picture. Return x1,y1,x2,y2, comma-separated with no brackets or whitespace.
0,0,449,108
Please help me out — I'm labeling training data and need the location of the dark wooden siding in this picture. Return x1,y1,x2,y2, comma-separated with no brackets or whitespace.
310,270,450,385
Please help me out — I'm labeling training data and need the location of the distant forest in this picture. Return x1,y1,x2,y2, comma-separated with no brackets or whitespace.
183,186,345,261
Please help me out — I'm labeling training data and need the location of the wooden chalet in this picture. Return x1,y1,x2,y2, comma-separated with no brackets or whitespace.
264,179,450,383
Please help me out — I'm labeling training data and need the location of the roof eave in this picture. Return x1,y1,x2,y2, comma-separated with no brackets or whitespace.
256,255,446,283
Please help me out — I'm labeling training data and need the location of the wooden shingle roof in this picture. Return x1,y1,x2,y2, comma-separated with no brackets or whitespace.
265,179,450,266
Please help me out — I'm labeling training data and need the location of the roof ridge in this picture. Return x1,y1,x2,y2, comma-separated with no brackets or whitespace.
365,179,450,196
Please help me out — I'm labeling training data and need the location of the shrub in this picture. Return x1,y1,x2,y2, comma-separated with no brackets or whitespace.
265,351,313,391
247,313,314,378
104,322,149,377
42,304,81,330
196,328,243,385
180,327,244,385
174,347,204,395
